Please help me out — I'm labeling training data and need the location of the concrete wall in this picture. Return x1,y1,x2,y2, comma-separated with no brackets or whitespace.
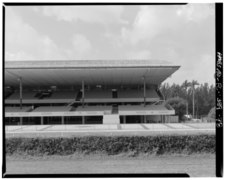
103,115,120,124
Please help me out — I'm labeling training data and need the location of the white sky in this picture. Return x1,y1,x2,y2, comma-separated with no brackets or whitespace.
5,4,215,85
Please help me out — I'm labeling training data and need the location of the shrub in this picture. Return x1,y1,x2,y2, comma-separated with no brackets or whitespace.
6,134,215,156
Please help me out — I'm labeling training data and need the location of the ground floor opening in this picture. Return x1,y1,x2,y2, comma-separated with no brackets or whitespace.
5,116,104,125
119,115,166,124
5,113,179,125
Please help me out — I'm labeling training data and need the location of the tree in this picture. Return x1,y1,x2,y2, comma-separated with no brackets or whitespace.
165,97,187,121
208,107,216,119
160,81,215,118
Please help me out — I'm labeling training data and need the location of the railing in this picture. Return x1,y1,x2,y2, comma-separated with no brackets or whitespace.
76,91,82,101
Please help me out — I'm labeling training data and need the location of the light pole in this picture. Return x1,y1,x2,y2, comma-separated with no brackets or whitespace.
191,81,199,119
192,86,195,119
186,101,188,121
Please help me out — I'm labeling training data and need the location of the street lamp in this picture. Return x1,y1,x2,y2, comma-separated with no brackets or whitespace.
191,81,199,119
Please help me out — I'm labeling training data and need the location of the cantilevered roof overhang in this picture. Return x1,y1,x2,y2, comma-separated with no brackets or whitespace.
5,60,180,87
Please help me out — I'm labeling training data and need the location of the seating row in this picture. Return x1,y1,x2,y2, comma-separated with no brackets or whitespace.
6,89,159,100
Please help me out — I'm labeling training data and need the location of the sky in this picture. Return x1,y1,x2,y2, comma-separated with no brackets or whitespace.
5,4,215,85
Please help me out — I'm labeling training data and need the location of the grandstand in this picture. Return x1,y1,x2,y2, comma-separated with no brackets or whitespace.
4,60,180,125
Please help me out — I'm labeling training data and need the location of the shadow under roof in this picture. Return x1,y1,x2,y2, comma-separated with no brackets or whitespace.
5,60,180,87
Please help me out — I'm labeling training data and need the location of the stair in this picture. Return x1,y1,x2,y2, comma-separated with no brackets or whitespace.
112,105,118,114
156,89,164,100
76,91,82,101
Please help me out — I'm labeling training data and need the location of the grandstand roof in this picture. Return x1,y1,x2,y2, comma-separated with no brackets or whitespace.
5,60,180,86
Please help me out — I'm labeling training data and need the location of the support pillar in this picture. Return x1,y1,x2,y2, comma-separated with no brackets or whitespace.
82,80,85,108
61,116,64,124
143,76,146,107
144,115,147,123
82,116,85,124
123,116,126,124
18,77,23,109
19,117,23,125
41,117,44,125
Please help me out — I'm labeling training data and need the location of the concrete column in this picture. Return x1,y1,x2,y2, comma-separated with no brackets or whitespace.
82,80,85,108
143,77,146,107
41,117,44,125
123,116,126,124
61,116,64,124
144,115,147,123
82,116,85,124
19,77,23,109
20,117,23,125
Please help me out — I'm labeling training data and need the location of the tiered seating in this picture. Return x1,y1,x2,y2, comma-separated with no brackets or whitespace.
7,92,37,99
33,106,72,112
118,104,168,111
85,89,111,99
146,89,159,98
118,89,142,98
5,88,160,104
47,91,77,99
76,105,112,112
5,106,32,112
5,90,13,98
7,91,76,100
118,89,159,99
35,91,52,99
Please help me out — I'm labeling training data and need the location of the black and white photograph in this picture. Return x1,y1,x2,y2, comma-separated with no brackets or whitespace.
2,1,222,177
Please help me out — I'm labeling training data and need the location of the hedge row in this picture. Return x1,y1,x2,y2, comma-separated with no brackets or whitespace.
6,134,215,156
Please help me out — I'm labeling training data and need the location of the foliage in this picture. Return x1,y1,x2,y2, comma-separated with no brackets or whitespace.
160,81,215,118
208,107,216,119
6,135,215,156
165,97,187,121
